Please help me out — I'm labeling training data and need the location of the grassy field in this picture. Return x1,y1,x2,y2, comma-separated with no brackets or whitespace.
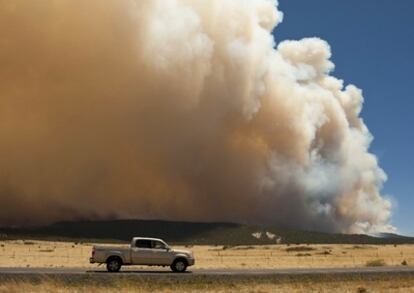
0,240,413,269
1,240,413,292
1,274,414,292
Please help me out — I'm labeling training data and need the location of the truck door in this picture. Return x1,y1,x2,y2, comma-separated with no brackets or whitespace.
151,240,173,265
131,239,154,265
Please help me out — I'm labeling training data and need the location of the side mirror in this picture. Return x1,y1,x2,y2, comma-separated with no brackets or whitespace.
166,246,171,251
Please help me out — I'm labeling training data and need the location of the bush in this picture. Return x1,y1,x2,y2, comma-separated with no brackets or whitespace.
296,253,312,257
222,245,233,250
402,260,408,266
39,249,54,253
286,246,315,252
366,259,386,267
233,246,255,250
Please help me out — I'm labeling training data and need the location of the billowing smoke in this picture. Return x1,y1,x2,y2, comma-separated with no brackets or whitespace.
0,0,394,233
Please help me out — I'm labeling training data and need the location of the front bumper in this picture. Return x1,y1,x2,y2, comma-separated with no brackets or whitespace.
187,257,195,266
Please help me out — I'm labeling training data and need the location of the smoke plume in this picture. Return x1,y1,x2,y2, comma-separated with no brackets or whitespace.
0,0,394,233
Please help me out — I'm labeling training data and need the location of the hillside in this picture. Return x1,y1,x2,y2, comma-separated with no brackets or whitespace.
1,219,414,245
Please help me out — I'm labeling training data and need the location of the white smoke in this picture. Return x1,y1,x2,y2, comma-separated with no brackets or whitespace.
0,0,394,233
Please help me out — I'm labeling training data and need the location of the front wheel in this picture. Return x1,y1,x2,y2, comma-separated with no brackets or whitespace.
106,257,122,272
171,259,188,273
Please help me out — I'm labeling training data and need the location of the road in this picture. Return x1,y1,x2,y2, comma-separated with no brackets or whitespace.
0,266,413,280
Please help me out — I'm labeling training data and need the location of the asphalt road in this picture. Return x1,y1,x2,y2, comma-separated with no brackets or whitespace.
0,266,413,277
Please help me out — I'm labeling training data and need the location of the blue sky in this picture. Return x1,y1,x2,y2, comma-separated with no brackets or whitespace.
273,0,414,235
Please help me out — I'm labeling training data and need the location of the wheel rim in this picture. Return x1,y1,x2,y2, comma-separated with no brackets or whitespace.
109,260,119,271
175,261,185,271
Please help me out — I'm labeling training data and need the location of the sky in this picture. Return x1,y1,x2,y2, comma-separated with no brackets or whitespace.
274,0,414,235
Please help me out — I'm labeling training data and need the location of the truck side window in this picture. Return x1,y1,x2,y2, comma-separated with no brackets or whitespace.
135,239,152,248
152,241,166,249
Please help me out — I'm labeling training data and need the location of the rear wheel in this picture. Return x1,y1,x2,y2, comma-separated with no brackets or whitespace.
171,258,188,273
106,257,122,272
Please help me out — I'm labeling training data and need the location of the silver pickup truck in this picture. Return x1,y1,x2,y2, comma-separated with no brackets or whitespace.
90,237,195,272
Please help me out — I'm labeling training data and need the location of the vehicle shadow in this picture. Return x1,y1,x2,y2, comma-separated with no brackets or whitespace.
86,270,193,274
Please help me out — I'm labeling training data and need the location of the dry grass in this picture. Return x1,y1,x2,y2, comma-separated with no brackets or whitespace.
0,240,413,269
1,276,414,293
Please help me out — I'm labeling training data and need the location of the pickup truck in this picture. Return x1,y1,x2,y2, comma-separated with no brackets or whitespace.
90,237,195,272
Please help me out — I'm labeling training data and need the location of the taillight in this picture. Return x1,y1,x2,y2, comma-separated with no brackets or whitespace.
92,248,95,257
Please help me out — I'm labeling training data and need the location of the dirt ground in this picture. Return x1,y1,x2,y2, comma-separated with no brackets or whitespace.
0,240,413,269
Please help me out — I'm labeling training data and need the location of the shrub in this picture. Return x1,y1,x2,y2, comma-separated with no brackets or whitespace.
233,246,255,250
296,253,312,257
366,259,386,267
39,249,54,253
286,246,315,252
402,260,408,266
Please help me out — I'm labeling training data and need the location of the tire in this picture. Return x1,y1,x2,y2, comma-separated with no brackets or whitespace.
171,258,188,273
106,256,122,272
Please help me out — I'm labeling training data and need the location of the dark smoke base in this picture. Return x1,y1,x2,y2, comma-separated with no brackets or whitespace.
1,219,412,245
